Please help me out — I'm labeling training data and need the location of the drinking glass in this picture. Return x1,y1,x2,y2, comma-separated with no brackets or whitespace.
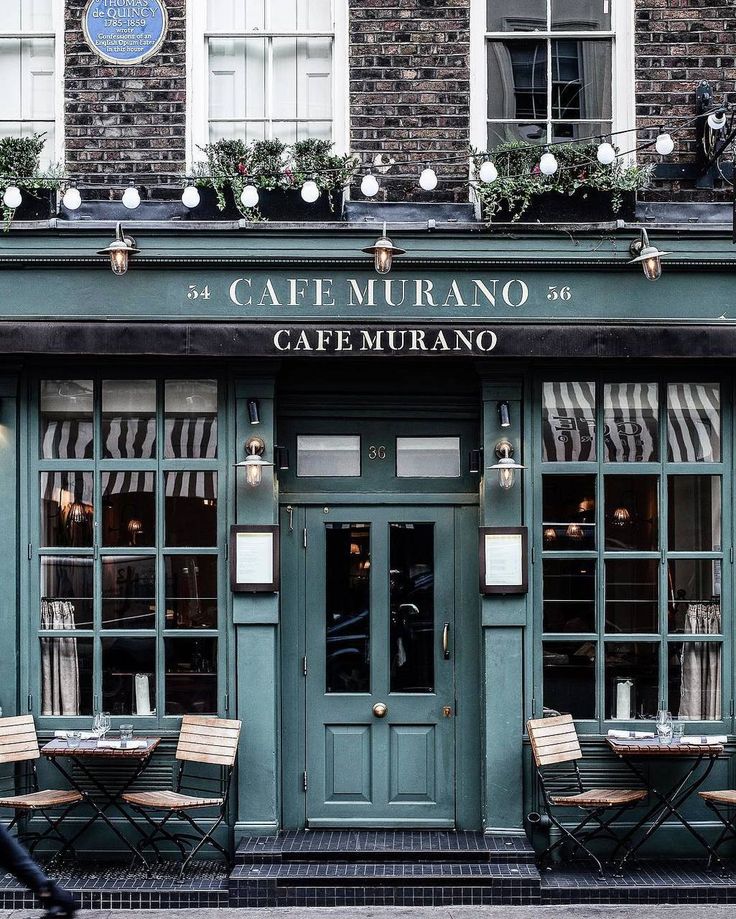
66,730,82,749
120,723,134,748
656,709,673,744
101,712,111,739
671,720,685,744
92,713,102,737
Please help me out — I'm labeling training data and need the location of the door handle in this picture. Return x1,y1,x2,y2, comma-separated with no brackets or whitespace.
442,622,450,660
372,702,388,718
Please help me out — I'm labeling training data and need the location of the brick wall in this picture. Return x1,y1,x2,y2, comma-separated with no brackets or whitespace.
636,0,735,201
64,0,186,199
349,0,471,202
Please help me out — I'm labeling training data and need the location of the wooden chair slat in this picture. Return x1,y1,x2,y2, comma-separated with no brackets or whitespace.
527,714,582,767
180,716,241,730
177,749,237,766
0,749,41,764
534,729,580,747
529,723,579,741
537,749,583,766
0,716,35,729
535,739,582,758
179,724,241,741
0,724,37,738
175,716,241,765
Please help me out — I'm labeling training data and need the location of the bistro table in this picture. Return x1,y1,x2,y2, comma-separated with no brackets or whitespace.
606,735,724,869
41,736,161,860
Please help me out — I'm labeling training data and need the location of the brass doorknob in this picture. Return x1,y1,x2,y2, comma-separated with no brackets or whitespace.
372,702,388,718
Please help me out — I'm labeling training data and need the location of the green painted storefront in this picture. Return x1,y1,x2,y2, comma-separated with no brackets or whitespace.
1,223,736,854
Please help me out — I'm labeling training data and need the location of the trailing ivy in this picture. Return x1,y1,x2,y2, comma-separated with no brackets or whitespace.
0,133,64,230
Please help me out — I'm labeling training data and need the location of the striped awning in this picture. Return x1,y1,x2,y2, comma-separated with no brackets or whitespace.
604,383,658,462
542,382,596,462
102,471,155,497
668,384,721,463
42,417,217,461
105,417,156,459
42,471,94,506
164,417,217,459
42,420,93,460
165,471,217,501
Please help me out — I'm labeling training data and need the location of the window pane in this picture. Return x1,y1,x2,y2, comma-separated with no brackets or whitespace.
667,384,721,462
40,380,93,459
605,559,658,634
551,40,611,121
551,120,611,142
207,0,263,31
487,40,547,121
668,476,721,552
542,474,596,549
396,437,460,478
165,556,218,629
102,555,156,630
543,559,595,632
487,0,546,31
604,383,659,463
41,472,94,548
487,121,547,147
326,524,370,693
102,638,156,716
605,642,659,720
669,641,722,721
604,475,658,551
0,0,53,30
165,472,218,547
41,557,93,629
543,641,596,719
0,37,55,120
390,523,434,694
542,382,596,462
272,37,332,122
40,637,93,716
102,472,155,548
668,561,721,634
297,435,361,477
102,380,156,459
208,38,266,122
164,381,218,459
165,637,218,715
552,0,610,30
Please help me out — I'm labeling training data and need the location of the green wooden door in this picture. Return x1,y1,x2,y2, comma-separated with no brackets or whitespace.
305,506,456,827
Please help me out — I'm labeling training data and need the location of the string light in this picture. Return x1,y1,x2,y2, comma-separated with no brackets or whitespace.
478,160,498,183
419,167,438,191
2,186,22,209
240,184,259,208
596,142,616,165
301,180,320,203
708,109,726,131
63,187,82,210
655,131,674,155
539,151,558,175
122,186,141,209
360,173,379,197
181,185,200,209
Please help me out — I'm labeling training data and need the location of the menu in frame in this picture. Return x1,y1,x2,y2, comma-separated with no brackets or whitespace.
230,525,280,592
479,527,528,595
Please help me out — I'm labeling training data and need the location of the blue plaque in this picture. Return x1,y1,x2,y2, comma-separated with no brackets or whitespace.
82,0,169,65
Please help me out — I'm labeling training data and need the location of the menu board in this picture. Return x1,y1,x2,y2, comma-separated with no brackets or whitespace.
479,527,528,595
230,526,280,593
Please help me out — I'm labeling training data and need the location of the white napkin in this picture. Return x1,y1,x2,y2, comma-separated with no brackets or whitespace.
98,739,147,750
54,730,97,740
607,730,656,740
679,736,728,746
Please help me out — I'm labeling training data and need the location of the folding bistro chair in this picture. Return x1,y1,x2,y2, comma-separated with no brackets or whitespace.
123,715,241,873
698,789,736,868
0,715,83,856
528,714,647,875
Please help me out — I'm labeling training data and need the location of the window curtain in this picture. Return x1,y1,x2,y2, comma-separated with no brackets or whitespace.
678,603,721,720
41,600,80,716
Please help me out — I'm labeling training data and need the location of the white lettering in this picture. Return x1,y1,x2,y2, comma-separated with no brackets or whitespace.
502,279,529,308
229,277,252,307
430,331,451,351
293,331,313,351
335,330,352,351
471,279,498,308
384,279,407,308
314,278,335,307
348,278,376,307
274,329,291,351
410,329,428,351
360,330,384,351
258,279,281,307
442,280,466,308
315,329,334,351
288,278,309,307
414,279,437,307
476,330,498,352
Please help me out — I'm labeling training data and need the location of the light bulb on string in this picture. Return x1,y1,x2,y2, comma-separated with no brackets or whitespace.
301,180,320,203
596,142,616,165
655,132,674,155
419,167,438,191
63,187,82,211
181,185,200,209
2,186,22,210
122,186,141,209
707,109,727,131
361,173,379,197
478,160,498,183
539,151,558,176
240,184,259,209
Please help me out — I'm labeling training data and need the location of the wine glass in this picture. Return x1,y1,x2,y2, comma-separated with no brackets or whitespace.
101,712,111,740
657,709,673,744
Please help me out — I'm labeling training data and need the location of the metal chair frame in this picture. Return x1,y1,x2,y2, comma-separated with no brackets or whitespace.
700,797,736,869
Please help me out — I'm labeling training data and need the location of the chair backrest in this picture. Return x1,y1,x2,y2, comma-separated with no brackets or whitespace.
527,713,582,768
175,715,242,768
0,715,40,764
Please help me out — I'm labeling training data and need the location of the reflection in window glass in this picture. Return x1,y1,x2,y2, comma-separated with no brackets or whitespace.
297,435,361,477
165,556,218,629
40,380,93,459
606,642,658,720
543,641,595,719
487,0,545,31
668,476,721,552
669,640,721,721
396,437,460,478
605,559,658,634
551,0,610,30
164,380,218,459
41,557,93,629
102,637,156,716
102,380,156,459
667,383,720,462
668,560,721,634
604,475,658,551
165,638,218,715
41,472,94,548
543,560,595,632
542,382,595,462
102,472,155,547
604,383,658,462
390,524,434,693
165,472,218,547
40,637,93,717
542,474,596,549
102,556,156,630
326,524,370,693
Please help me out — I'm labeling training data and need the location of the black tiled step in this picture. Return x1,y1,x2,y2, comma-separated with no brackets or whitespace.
236,830,535,864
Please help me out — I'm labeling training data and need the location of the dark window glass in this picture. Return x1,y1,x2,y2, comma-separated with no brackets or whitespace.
668,476,721,552
604,383,659,463
550,40,611,121
40,380,93,460
605,642,658,720
543,559,595,632
102,380,156,460
41,472,94,548
542,382,596,462
487,40,547,121
41,557,93,629
667,383,720,462
326,524,370,693
164,380,218,459
604,475,658,550
390,523,434,694
165,472,218,547
165,637,218,715
101,555,156,630
543,641,596,719
542,474,596,549
668,640,722,721
40,637,93,716
165,556,218,629
551,0,610,30
605,559,659,634
668,560,721,634
487,0,546,31
487,122,546,147
102,637,156,716
102,472,155,548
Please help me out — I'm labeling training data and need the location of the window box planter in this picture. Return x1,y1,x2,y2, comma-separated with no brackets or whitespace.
490,188,636,224
11,187,57,221
190,185,344,222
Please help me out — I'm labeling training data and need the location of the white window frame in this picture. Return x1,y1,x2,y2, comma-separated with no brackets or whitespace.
187,0,349,169
470,0,635,158
0,0,65,166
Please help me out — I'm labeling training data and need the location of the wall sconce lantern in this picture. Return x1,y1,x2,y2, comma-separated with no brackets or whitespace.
362,222,405,274
469,448,484,475
497,401,511,428
99,222,139,276
490,440,525,490
247,399,261,425
235,436,274,488
274,445,290,471
628,229,667,281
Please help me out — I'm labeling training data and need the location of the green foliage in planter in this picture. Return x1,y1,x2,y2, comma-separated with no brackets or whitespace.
471,142,653,223
0,133,64,229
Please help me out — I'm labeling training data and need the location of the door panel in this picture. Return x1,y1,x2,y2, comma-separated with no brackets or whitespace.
306,506,455,827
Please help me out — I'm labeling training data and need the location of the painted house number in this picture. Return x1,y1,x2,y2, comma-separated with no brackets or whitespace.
547,286,572,301
369,446,387,460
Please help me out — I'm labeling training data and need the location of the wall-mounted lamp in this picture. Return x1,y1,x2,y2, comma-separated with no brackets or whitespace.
274,445,290,471
234,436,274,488
247,399,261,425
362,222,406,274
489,440,525,490
628,229,667,281
98,222,139,277
497,401,511,428
469,448,484,475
